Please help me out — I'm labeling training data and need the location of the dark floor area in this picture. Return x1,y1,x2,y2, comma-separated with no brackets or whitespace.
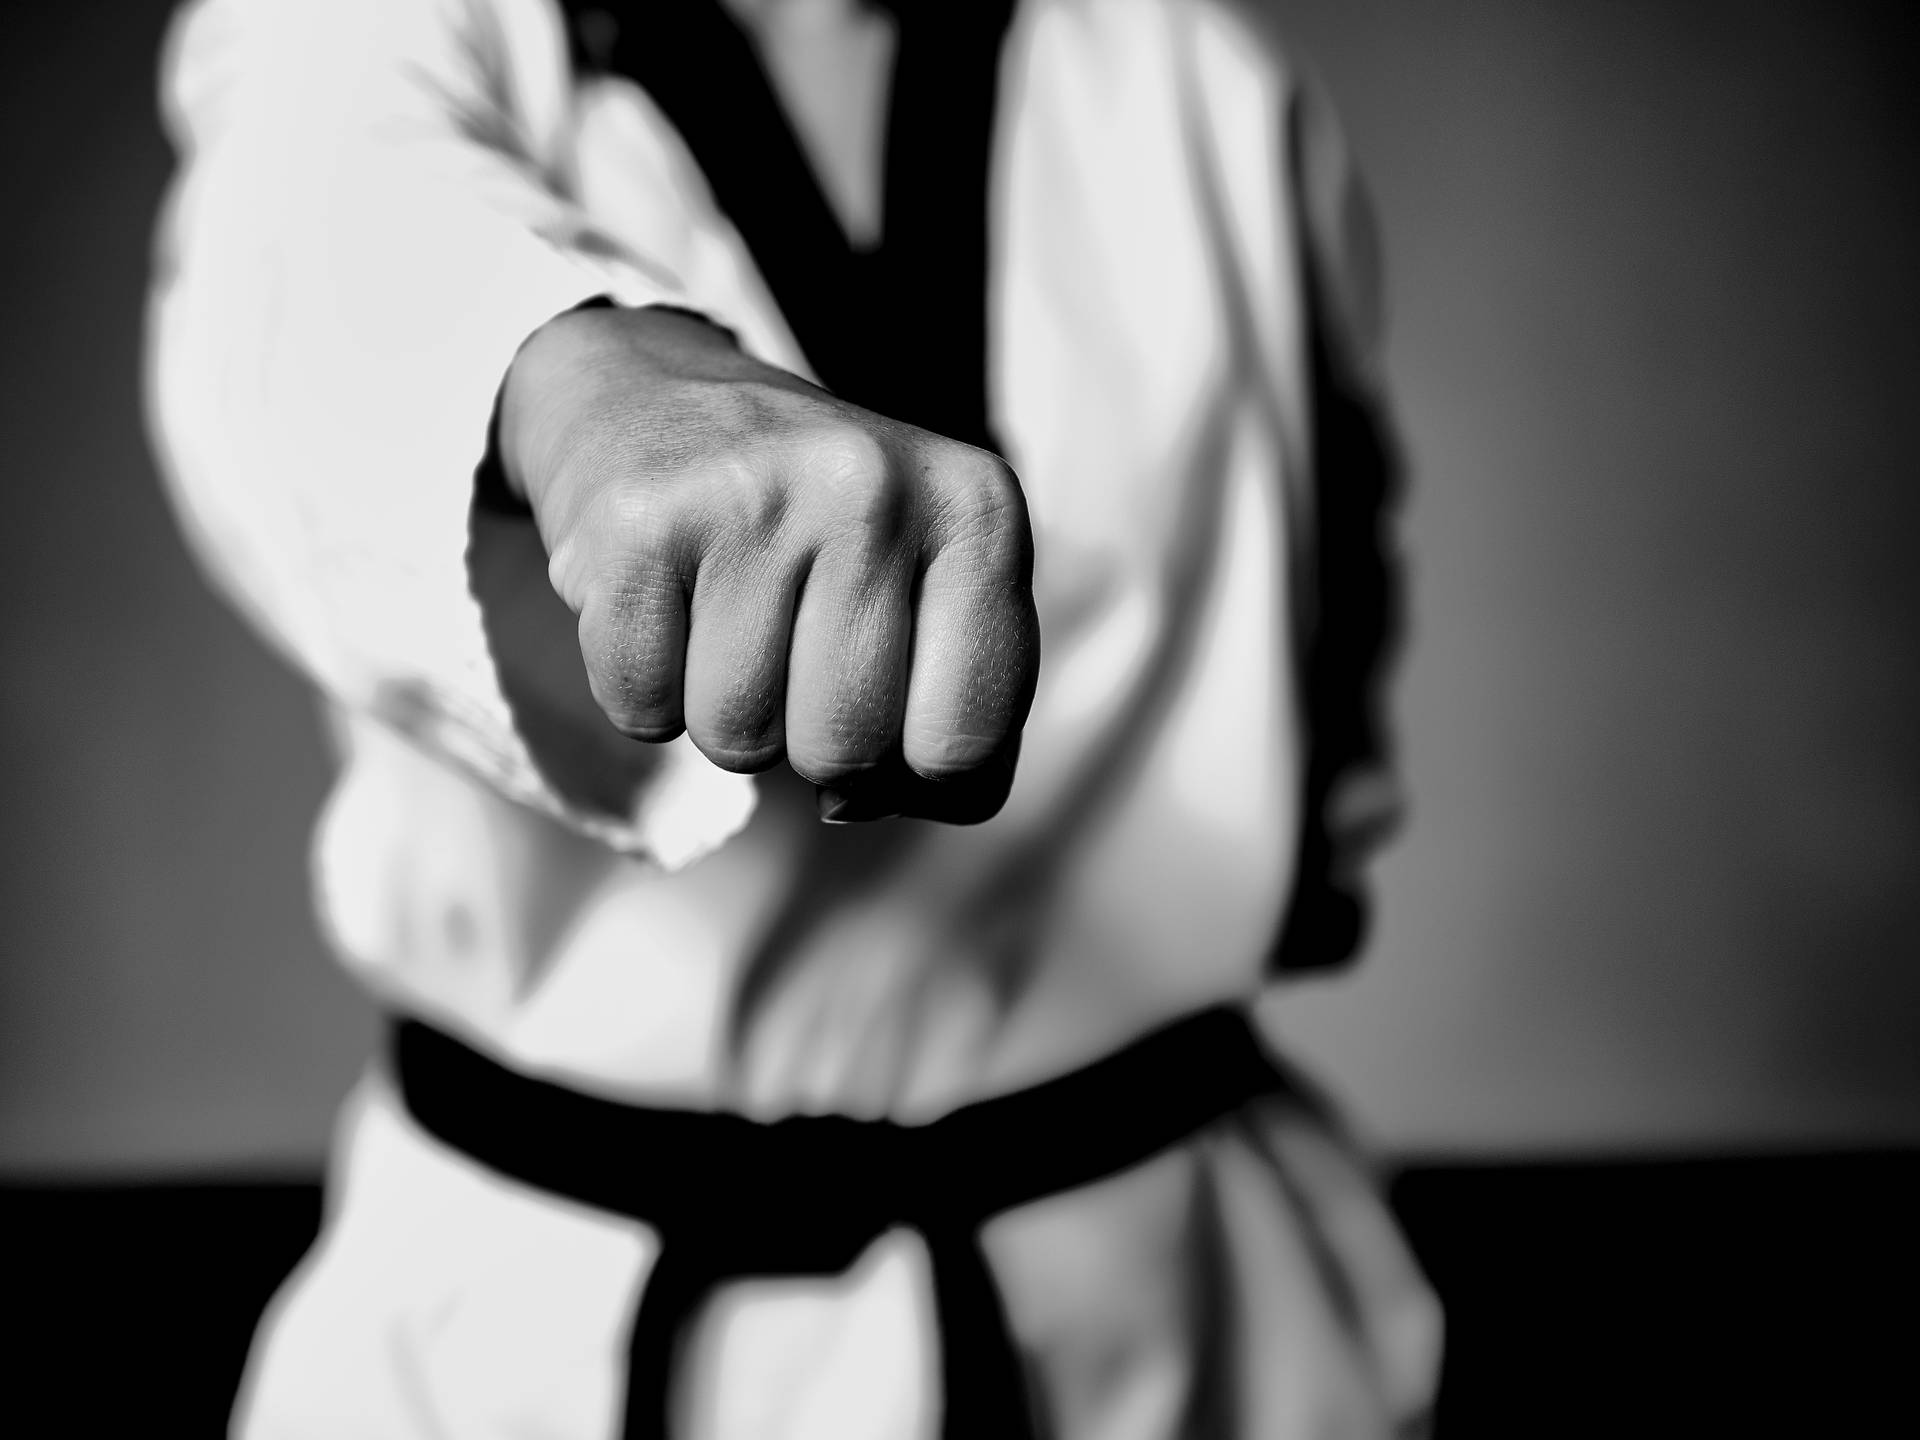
5,1153,1913,1436
1392,1153,1914,1436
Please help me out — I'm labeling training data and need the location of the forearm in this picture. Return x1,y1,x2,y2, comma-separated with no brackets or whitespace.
147,0,754,861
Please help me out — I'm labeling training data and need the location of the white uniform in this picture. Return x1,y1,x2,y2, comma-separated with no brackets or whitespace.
147,0,1441,1434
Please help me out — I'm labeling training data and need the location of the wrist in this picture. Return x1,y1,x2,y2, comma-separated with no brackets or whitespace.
497,302,737,505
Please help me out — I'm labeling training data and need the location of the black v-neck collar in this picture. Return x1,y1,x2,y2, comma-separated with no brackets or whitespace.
561,0,1016,454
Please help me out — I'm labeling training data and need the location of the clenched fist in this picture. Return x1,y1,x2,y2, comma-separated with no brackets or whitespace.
495,304,1040,823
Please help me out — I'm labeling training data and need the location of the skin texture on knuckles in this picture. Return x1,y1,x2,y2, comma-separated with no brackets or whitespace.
495,303,1040,826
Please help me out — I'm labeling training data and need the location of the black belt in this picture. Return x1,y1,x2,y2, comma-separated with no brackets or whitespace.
391,1006,1290,1440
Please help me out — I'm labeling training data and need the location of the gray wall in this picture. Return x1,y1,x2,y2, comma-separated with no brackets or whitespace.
1266,0,1920,1151
0,0,375,1173
2,0,1915,1172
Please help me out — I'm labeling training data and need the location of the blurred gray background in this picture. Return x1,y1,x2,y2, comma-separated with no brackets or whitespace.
3,0,1916,1175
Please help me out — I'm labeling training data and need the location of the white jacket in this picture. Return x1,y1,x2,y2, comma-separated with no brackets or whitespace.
147,1,1434,1434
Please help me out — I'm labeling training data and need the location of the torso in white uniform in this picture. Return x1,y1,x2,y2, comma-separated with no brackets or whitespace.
304,0,1317,1121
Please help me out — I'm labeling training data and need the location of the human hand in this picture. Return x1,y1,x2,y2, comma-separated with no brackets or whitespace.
496,304,1039,823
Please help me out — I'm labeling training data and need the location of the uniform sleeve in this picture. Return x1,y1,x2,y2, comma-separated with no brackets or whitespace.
144,0,756,866
1271,73,1408,973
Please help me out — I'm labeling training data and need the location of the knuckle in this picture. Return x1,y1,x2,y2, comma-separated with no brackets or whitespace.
904,727,999,778
787,732,889,787
599,694,682,741
582,518,701,630
807,422,891,487
694,735,785,774
611,717,685,744
935,450,1031,576
549,481,681,614
689,686,785,773
590,554,669,627
596,481,676,558
597,686,682,741
791,754,879,788
590,670,676,737
692,451,788,547
802,426,908,541
543,536,590,611
582,610,678,738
